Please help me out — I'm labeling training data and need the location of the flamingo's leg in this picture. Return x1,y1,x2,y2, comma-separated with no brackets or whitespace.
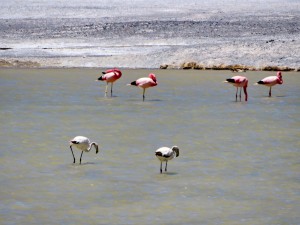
239,87,242,101
80,151,84,164
70,146,75,163
111,83,113,96
105,83,108,97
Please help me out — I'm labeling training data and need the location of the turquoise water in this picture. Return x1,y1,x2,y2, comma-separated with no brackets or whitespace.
0,69,299,225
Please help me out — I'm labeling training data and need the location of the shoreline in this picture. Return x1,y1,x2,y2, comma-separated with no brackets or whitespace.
0,58,299,71
1,1,299,71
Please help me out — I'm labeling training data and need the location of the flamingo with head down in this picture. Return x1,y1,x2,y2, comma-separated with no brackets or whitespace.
224,75,248,101
254,71,283,97
69,136,99,164
127,73,158,101
96,68,122,96
155,146,180,173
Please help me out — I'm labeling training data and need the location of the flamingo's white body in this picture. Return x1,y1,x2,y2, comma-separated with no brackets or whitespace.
69,136,99,164
155,146,180,173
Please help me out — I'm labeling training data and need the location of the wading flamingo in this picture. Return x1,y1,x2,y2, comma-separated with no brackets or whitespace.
155,146,180,173
69,136,99,164
254,71,283,97
224,75,248,101
127,73,157,101
97,68,122,96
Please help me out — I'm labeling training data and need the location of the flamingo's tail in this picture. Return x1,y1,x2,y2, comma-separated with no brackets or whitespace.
127,81,137,86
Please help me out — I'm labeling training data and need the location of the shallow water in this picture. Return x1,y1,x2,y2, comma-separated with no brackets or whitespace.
0,69,299,225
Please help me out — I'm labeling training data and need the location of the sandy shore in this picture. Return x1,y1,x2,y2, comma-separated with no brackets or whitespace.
0,0,299,69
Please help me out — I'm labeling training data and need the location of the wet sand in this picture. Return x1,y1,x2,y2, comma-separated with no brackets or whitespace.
0,0,299,69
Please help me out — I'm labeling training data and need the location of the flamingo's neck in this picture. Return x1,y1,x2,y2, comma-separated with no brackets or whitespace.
278,75,283,84
88,142,95,151
88,142,98,153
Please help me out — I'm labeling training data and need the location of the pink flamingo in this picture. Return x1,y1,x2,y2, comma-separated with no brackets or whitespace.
224,76,248,101
255,71,283,97
97,68,122,96
127,73,158,101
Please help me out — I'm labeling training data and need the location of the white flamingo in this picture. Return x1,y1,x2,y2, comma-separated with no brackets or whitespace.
69,136,99,164
155,146,180,173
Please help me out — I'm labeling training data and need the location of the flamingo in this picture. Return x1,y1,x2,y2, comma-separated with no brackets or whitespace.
96,68,122,96
254,71,283,97
155,146,180,173
127,73,157,101
224,75,248,101
69,136,99,164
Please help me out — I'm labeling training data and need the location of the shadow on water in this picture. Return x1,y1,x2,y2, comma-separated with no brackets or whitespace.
254,94,287,98
125,98,163,103
163,172,178,175
147,99,163,102
156,172,178,176
229,100,247,103
79,162,98,166
99,95,120,98
63,162,98,168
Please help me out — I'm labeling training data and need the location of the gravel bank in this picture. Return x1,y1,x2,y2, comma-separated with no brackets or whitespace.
0,0,299,69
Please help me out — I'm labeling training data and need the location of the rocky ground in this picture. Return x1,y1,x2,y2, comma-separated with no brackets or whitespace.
0,0,299,69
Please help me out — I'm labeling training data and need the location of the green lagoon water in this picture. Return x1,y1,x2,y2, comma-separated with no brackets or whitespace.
0,69,299,224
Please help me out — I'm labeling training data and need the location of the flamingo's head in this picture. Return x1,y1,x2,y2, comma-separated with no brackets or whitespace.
149,73,157,83
90,142,99,154
95,145,99,154
277,71,282,78
111,68,122,78
172,146,180,157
